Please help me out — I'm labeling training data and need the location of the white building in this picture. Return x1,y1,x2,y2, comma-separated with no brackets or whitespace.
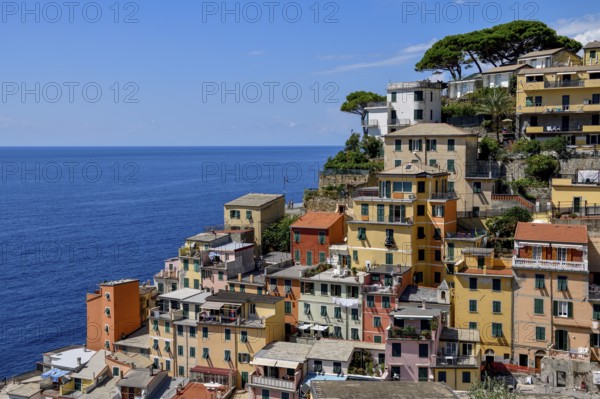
482,64,531,89
447,74,482,99
364,81,443,137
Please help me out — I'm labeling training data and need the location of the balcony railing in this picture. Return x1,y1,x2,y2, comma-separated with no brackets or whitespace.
435,355,477,367
512,257,587,272
429,191,457,200
549,348,590,362
362,120,379,127
388,118,411,127
250,373,298,390
363,284,395,294
590,284,600,301
150,308,185,321
544,80,585,88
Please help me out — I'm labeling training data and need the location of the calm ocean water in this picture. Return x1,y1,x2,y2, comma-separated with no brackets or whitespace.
0,146,339,378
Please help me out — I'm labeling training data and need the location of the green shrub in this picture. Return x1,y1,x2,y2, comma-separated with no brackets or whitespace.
525,154,559,182
512,138,541,156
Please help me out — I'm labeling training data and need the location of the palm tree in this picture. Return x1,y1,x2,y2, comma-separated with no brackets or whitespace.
476,88,514,143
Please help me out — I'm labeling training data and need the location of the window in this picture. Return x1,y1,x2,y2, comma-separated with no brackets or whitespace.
492,323,503,337
152,319,158,331
333,362,342,374
594,304,600,320
419,343,428,358
238,353,250,363
334,306,342,319
426,139,437,151
240,331,248,343
351,328,359,340
414,90,424,101
593,94,600,105
418,367,428,382
183,259,189,271
374,335,382,343
477,256,485,269
394,160,401,167
469,277,477,290
294,249,300,261
492,279,501,292
225,329,231,341
218,271,224,281
285,301,292,314
438,371,447,383
557,276,568,291
429,159,437,167
536,327,546,341
229,210,240,219
462,372,471,384
592,333,600,348
318,231,326,244
469,322,477,330
246,210,252,219
392,181,412,192
194,279,200,289
534,298,544,315
377,204,385,222
304,303,311,315
448,139,455,151
409,139,422,151
320,305,327,317
321,283,328,296
313,361,323,372
190,347,196,358
183,278,189,288
469,300,477,312
178,366,185,376
473,181,482,193
374,317,382,327
152,339,159,350
434,271,441,283
385,253,393,265
414,109,423,120
535,274,545,289
352,250,358,262
351,308,359,320
418,249,425,261
417,205,425,216
157,282,164,293
177,345,183,356
224,350,231,361
553,301,573,318
395,139,402,151
557,248,567,262
432,205,445,217
447,159,455,173
382,297,390,309
334,326,342,338
293,230,300,243
361,204,369,216
418,227,425,239
391,92,397,102
357,228,366,240
177,325,183,336
555,330,568,351
306,251,313,266
492,301,501,313
392,343,402,357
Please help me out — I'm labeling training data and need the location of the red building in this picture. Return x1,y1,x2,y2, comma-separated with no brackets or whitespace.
290,212,345,266
362,265,412,343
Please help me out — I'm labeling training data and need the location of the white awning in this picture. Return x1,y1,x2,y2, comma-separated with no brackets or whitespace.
588,71,600,74
312,324,329,331
251,358,278,367
394,315,433,320
551,244,584,250
276,360,300,369
516,242,550,247
201,302,225,310
556,72,573,75
525,73,544,77
298,323,312,331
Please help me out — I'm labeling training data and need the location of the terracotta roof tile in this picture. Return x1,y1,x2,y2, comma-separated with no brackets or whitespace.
514,222,588,244
291,212,343,229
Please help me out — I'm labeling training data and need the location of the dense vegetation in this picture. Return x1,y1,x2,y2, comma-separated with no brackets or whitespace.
486,207,533,250
262,215,299,253
340,91,386,135
323,132,384,171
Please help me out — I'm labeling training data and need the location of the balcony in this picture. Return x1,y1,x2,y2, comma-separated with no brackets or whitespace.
435,355,477,367
512,257,587,272
585,79,600,88
363,284,395,294
388,118,411,127
388,327,432,340
388,81,443,90
250,371,300,391
526,126,544,133
548,348,590,363
583,125,600,133
544,80,585,88
590,284,600,301
150,307,185,321
429,191,457,201
362,120,379,127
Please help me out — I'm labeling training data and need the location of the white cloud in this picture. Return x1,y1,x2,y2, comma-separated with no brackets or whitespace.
314,40,436,75
248,50,265,56
554,13,600,45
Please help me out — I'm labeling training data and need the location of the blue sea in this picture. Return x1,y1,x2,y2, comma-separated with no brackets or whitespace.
0,146,339,378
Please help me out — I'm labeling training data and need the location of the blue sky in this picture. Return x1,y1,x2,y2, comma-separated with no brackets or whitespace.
1,0,599,146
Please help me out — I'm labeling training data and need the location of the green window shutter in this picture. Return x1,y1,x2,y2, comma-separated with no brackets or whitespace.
553,301,558,317
395,139,402,151
534,299,543,314
568,302,573,318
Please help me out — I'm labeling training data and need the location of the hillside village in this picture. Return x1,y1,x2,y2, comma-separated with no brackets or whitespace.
6,22,600,399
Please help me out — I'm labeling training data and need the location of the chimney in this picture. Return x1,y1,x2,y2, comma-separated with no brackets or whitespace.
238,273,242,281
250,275,254,283
422,300,426,310
77,357,81,366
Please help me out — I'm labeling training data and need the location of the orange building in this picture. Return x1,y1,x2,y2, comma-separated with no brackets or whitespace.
86,279,142,352
290,212,345,266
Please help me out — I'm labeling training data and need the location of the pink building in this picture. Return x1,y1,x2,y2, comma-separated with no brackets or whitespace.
247,341,313,399
385,304,443,382
199,242,255,293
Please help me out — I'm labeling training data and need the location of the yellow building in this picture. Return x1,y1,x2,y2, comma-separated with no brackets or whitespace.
432,328,481,391
516,42,600,151
224,193,285,255
347,162,457,286
450,245,513,364
383,123,496,215
512,222,593,369
189,291,285,389
551,176,600,217
178,232,231,290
